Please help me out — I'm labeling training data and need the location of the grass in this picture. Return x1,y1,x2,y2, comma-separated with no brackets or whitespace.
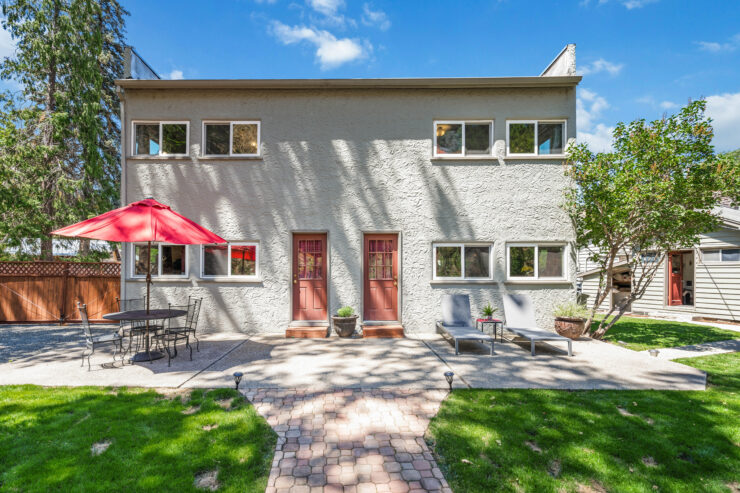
427,351,740,492
0,386,276,492
593,316,739,351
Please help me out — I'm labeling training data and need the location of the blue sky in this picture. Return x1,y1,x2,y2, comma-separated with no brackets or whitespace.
2,0,739,152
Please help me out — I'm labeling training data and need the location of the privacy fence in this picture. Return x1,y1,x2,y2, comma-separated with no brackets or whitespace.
0,261,121,323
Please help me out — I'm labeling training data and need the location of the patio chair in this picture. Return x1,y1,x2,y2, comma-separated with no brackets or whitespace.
151,307,191,367
78,302,124,371
165,298,202,352
436,294,494,355
115,297,147,358
502,294,572,356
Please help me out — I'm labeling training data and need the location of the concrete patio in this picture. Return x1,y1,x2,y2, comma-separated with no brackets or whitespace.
0,324,707,390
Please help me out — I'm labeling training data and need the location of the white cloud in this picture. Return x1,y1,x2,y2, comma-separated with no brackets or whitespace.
306,0,352,26
706,91,740,152
270,21,369,69
659,101,677,110
579,123,615,152
696,33,740,53
583,0,657,9
577,89,613,152
167,69,184,80
578,58,624,76
0,23,15,60
361,4,390,30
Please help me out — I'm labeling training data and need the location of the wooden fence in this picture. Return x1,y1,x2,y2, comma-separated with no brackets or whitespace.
0,261,121,323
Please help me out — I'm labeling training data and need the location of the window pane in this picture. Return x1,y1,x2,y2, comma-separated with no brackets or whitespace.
702,250,720,262
436,246,462,278
232,123,259,154
509,123,535,154
162,124,187,154
436,123,462,155
538,122,564,155
509,246,535,277
464,246,490,278
203,245,229,276
231,245,257,276
538,246,564,277
722,249,740,262
134,244,158,276
135,124,159,155
465,123,491,155
205,124,229,155
161,245,186,275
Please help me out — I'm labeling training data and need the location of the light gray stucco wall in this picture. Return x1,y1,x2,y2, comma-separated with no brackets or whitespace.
121,86,577,333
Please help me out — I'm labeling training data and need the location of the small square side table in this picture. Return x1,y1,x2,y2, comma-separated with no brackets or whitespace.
476,318,503,342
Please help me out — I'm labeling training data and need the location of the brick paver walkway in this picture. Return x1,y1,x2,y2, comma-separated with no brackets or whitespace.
245,389,451,493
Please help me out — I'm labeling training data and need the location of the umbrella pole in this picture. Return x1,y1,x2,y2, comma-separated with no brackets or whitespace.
145,240,152,361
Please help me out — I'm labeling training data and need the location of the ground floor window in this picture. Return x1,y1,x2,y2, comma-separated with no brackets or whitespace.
507,243,566,280
202,243,259,278
702,248,740,263
132,243,187,277
433,243,492,280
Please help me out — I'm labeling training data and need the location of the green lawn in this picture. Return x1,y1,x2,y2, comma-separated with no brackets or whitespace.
0,386,276,492
594,316,739,351
427,352,740,493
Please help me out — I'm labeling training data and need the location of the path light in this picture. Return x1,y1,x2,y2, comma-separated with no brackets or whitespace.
233,371,243,390
648,349,660,358
444,371,454,391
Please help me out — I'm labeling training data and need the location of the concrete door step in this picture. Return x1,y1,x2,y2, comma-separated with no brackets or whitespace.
362,325,404,338
285,326,330,338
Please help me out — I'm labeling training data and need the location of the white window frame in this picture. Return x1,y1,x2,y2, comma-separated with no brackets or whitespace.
202,121,261,157
200,242,260,279
130,243,189,278
506,243,567,281
433,120,494,158
506,120,567,157
432,242,493,281
701,248,740,264
131,121,190,156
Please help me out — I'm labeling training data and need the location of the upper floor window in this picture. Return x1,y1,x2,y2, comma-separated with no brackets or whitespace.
202,242,259,278
203,121,261,157
506,120,565,156
434,121,493,157
702,248,740,263
132,243,187,278
133,121,189,156
433,243,492,280
507,243,566,280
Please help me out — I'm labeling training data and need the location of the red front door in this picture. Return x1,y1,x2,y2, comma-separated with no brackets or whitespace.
363,234,398,321
292,234,327,321
668,252,683,306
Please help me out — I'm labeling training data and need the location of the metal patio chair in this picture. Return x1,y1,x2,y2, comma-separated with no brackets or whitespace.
79,302,124,371
165,297,202,352
115,297,147,358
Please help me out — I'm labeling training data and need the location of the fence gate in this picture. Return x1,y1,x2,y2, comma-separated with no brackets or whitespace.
0,261,121,323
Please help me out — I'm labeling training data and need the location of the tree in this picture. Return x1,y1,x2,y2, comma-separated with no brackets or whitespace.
565,100,740,339
0,0,127,259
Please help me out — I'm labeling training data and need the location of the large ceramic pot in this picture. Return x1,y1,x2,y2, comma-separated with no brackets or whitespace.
554,316,585,340
332,315,358,337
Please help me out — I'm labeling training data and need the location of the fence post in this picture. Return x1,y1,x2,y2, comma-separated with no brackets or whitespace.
59,262,70,325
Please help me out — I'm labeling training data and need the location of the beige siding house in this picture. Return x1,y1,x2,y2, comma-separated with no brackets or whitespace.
117,46,580,334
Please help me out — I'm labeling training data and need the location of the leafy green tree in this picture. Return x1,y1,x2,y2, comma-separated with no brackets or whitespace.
0,0,127,259
565,100,740,339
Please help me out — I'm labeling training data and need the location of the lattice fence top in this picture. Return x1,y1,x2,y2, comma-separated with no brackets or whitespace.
0,261,121,277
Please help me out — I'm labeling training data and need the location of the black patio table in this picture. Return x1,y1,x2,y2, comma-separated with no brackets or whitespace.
103,309,187,362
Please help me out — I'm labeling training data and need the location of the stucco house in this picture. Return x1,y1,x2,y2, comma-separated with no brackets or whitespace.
578,206,740,323
116,45,580,335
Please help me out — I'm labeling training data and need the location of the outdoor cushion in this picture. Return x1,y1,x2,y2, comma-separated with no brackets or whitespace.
441,294,472,326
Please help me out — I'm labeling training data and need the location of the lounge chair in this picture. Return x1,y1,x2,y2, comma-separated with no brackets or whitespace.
502,294,572,356
436,294,494,355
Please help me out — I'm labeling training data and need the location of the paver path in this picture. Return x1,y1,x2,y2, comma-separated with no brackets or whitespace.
643,338,740,360
245,388,451,493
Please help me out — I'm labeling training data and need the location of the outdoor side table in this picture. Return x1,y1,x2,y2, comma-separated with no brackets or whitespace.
476,318,504,342
103,309,187,362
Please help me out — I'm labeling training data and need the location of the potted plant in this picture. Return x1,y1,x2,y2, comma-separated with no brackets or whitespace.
332,306,358,337
553,301,589,340
481,302,497,320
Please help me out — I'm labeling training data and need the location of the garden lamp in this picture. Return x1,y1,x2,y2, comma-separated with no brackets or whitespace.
444,371,454,391
233,371,243,390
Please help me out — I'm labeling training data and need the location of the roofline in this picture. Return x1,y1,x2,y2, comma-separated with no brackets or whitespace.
115,76,582,90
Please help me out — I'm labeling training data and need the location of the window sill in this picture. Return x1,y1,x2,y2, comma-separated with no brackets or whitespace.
127,155,192,160
504,154,566,160
504,279,572,285
196,277,263,284
127,155,264,161
430,156,497,161
196,155,263,161
430,279,498,285
127,277,191,283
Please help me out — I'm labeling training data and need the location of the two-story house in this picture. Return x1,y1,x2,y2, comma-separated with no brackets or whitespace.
116,45,580,335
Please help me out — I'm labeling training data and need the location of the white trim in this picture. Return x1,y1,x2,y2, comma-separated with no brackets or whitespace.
433,120,493,158
130,243,189,279
506,120,566,157
700,247,740,264
131,120,190,157
202,120,261,158
506,242,568,281
200,242,260,279
432,242,493,281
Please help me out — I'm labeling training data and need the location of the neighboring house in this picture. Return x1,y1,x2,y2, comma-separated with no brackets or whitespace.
116,45,580,334
578,207,740,322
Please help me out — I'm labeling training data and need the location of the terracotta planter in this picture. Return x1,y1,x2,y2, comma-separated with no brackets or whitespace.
332,315,358,337
554,317,585,340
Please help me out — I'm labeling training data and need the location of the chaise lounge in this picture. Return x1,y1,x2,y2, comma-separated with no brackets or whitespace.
502,294,573,356
436,294,494,355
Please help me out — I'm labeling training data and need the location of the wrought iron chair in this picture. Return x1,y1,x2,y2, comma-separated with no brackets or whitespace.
115,297,146,359
78,302,124,371
151,300,198,367
165,298,202,352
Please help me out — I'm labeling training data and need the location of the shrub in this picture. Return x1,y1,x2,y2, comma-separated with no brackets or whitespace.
553,300,589,319
336,306,355,317
482,303,497,317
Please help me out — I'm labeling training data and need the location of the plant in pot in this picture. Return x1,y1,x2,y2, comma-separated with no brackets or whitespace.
553,301,589,340
481,303,497,320
332,306,359,337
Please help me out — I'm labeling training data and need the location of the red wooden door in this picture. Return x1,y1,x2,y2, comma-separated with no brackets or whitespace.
363,234,398,321
292,234,327,321
668,252,683,306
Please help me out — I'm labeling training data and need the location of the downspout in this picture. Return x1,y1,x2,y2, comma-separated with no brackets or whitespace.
118,86,127,302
